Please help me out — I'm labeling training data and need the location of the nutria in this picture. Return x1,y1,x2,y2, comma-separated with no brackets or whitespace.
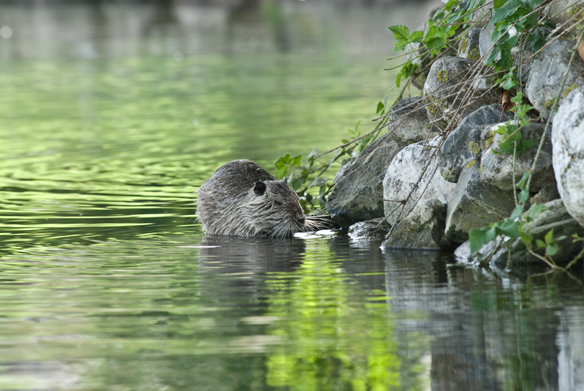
197,159,322,238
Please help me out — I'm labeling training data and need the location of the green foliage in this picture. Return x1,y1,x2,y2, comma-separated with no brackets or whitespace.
492,123,536,156
491,72,536,156
274,114,384,212
387,25,424,53
395,61,419,88
535,229,568,257
469,205,522,253
486,0,544,70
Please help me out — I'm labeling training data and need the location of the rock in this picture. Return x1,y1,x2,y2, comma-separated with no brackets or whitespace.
472,2,495,26
531,183,560,206
387,97,439,147
327,95,442,226
383,136,456,227
480,123,555,191
525,39,584,120
437,104,514,183
552,86,584,227
444,164,517,244
455,200,584,269
326,137,401,227
544,1,584,33
454,236,504,265
458,28,481,60
348,217,391,241
423,57,498,129
382,199,455,250
478,24,496,64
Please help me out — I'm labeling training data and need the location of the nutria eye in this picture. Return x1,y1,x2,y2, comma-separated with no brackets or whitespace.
253,182,267,196
273,201,282,207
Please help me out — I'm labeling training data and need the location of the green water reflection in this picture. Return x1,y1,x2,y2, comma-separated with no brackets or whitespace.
1,2,584,390
264,255,406,391
0,52,383,252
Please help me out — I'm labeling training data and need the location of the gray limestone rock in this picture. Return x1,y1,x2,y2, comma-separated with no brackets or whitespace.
437,104,513,183
423,57,498,129
544,1,584,34
383,137,456,227
348,217,391,241
552,86,584,227
472,2,495,26
525,39,584,120
458,28,481,60
445,164,517,244
387,97,439,147
326,137,401,227
480,123,555,191
478,24,496,65
327,96,441,227
382,199,455,250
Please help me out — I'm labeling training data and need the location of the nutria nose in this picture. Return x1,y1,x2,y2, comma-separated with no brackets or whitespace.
296,216,305,225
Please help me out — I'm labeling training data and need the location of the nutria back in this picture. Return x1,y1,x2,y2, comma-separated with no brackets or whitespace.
197,159,314,238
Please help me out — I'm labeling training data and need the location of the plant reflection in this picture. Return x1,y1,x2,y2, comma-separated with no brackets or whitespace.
263,246,427,391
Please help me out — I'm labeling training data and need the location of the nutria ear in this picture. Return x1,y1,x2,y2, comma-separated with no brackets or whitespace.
253,182,267,196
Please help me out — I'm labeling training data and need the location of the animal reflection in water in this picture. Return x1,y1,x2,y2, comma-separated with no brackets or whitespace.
197,236,305,302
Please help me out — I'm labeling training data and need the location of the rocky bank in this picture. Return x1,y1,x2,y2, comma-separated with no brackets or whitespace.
325,1,584,269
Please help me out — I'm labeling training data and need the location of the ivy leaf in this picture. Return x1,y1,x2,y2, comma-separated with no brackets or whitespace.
520,232,534,246
410,30,424,43
518,188,530,203
395,60,418,88
307,147,318,161
291,177,304,191
525,0,543,9
545,228,554,245
396,71,403,88
526,203,547,221
290,154,303,167
424,24,445,54
489,0,526,26
494,49,514,70
517,171,530,189
494,0,506,8
444,0,460,12
388,25,410,42
502,76,517,90
469,225,497,253
496,220,519,239
376,101,385,114
546,242,559,256
528,28,546,52
510,205,523,220
394,40,408,53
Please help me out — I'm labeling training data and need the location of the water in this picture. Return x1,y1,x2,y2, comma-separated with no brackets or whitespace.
1,2,584,390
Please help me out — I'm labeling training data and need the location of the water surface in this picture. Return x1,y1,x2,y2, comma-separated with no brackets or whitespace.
1,2,584,390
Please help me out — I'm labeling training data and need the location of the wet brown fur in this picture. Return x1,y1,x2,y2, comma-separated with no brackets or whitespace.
197,159,321,238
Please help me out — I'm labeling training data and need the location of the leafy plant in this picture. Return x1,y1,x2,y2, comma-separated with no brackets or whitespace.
486,0,551,70
274,106,386,212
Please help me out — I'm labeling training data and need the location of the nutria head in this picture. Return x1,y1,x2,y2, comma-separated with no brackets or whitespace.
197,159,321,238
236,179,307,238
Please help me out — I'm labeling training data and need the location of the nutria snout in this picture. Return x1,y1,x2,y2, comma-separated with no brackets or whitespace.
196,159,322,238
